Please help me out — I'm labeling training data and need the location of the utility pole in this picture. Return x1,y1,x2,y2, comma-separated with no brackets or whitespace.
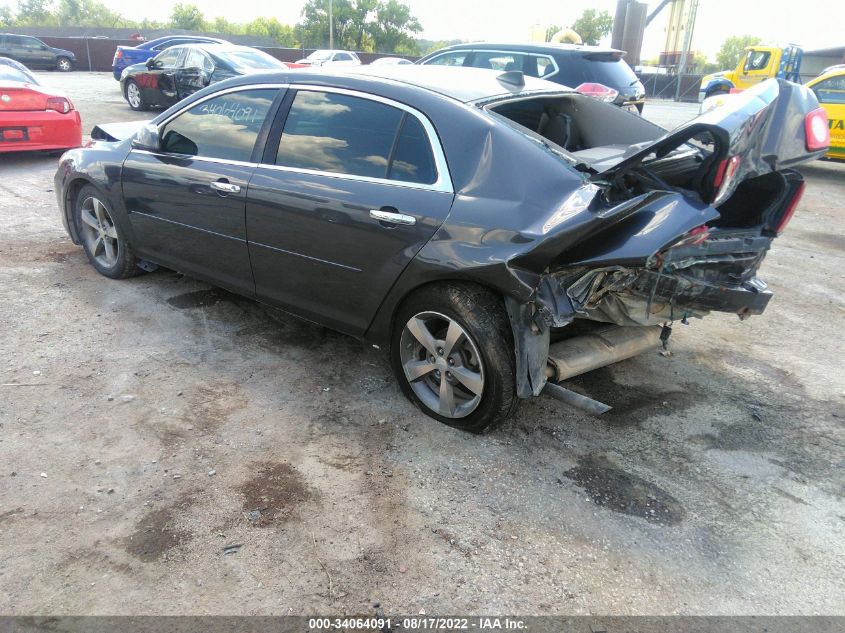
329,0,334,49
674,0,699,101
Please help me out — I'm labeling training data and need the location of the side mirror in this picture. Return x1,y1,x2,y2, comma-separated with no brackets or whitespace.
146,58,156,70
132,123,160,152
41,45,48,50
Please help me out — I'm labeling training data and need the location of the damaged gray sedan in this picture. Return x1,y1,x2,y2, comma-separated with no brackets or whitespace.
54,66,830,431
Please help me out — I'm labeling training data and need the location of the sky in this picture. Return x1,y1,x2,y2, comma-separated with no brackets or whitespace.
3,0,842,60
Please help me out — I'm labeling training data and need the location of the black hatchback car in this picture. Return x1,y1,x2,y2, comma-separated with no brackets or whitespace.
0,33,75,71
119,43,288,111
56,67,827,430
418,42,645,112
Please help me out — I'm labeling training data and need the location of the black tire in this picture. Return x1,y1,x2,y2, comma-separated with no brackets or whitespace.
390,282,519,433
56,56,73,72
125,80,148,111
635,103,644,115
73,184,142,279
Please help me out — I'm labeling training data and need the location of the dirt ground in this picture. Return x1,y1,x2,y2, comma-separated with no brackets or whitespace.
0,72,843,616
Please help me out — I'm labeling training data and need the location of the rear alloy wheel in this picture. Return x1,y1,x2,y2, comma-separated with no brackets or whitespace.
391,283,519,432
125,80,147,111
75,185,142,279
56,56,72,72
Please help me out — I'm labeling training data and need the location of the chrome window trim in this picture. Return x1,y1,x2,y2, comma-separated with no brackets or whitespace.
270,84,453,194
423,48,561,81
131,149,258,169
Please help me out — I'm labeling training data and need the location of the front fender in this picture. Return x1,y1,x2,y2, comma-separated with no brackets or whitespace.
54,141,132,244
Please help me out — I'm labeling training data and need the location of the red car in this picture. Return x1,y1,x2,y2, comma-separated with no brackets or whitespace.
0,56,81,153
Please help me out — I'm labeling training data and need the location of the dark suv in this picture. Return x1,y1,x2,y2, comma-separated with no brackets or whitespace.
418,42,645,112
0,33,75,71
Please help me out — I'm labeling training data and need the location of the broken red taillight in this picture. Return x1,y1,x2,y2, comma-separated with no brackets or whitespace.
712,154,741,203
774,181,806,234
804,108,829,152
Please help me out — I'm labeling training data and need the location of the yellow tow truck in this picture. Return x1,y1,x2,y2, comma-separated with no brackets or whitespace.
699,45,802,101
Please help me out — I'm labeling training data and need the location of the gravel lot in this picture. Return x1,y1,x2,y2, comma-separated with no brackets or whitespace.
1,72,843,616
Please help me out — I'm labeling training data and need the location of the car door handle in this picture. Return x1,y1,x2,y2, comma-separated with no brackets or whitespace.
210,181,240,194
369,209,416,226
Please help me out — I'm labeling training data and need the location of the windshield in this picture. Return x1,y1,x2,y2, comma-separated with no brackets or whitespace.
0,65,37,84
217,49,285,71
580,53,639,88
307,50,333,61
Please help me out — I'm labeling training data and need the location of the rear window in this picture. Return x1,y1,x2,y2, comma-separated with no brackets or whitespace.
217,49,283,70
579,52,638,88
0,65,36,84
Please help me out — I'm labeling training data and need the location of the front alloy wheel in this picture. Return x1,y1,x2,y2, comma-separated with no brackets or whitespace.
56,56,72,72
74,185,141,279
400,311,485,419
78,196,119,269
125,80,146,111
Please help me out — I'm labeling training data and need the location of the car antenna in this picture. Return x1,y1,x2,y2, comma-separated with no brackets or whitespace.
497,70,525,87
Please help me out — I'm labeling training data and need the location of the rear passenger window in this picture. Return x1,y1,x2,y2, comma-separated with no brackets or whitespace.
472,52,524,72
276,90,403,178
389,115,436,184
160,89,277,161
426,52,468,67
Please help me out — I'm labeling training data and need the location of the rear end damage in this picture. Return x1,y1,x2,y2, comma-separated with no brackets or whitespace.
496,79,827,407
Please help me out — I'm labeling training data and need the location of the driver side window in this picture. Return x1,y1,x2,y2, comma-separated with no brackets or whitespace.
153,47,182,68
160,89,278,161
744,50,770,71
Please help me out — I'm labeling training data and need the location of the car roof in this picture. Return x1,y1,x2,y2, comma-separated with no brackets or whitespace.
425,42,624,57
345,65,568,102
808,67,845,84
176,43,261,54
0,55,38,82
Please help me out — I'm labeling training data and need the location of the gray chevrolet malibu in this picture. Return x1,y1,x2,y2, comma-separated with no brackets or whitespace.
54,66,829,431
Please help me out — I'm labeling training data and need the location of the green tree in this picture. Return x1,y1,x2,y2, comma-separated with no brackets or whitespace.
571,9,613,46
15,0,56,25
544,24,561,42
57,0,125,27
369,0,420,53
297,0,355,49
245,17,298,47
170,3,205,31
715,35,762,70
0,6,14,27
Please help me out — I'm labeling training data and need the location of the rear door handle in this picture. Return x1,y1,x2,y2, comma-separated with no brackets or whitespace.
210,180,240,194
369,209,416,226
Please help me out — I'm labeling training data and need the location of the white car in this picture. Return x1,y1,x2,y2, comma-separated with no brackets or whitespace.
370,57,413,65
296,49,361,67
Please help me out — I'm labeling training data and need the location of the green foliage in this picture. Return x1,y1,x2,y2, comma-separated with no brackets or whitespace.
716,35,762,70
0,5,15,27
169,3,205,31
571,9,613,46
296,0,420,53
244,17,297,47
544,25,561,42
57,0,126,27
14,0,56,25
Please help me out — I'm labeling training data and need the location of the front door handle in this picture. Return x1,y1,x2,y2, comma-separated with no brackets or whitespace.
210,180,240,194
369,209,416,226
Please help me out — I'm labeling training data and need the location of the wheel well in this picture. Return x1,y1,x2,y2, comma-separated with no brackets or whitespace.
64,178,94,243
389,279,508,339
